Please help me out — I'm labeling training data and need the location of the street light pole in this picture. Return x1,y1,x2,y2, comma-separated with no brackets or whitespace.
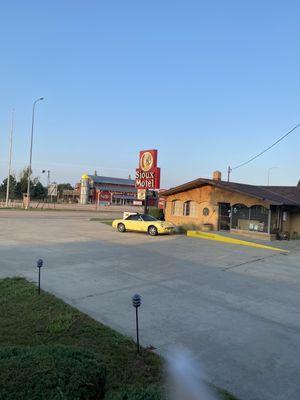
47,170,50,187
6,109,14,207
26,97,44,209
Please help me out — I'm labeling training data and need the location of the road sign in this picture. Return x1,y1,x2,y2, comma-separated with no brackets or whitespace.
48,183,58,197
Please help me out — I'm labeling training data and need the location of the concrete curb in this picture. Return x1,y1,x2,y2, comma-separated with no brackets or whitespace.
186,230,289,252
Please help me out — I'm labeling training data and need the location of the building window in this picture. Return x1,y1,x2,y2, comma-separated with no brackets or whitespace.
183,201,191,216
249,205,269,232
190,201,197,217
231,204,269,233
231,204,249,229
172,200,182,216
203,207,209,216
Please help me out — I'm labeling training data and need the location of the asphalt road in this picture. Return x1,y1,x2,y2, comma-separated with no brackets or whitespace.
1,210,300,400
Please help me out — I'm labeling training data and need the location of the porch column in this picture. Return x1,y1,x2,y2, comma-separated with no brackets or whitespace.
268,208,272,234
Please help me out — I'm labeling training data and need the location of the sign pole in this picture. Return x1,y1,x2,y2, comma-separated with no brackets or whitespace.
143,189,148,214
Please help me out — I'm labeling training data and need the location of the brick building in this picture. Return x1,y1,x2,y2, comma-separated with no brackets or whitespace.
163,171,300,240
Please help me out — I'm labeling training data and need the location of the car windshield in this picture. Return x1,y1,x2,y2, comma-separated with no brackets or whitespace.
141,215,158,221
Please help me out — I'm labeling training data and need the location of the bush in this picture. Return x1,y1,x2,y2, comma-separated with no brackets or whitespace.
177,223,201,234
109,387,163,400
148,207,164,220
0,345,106,400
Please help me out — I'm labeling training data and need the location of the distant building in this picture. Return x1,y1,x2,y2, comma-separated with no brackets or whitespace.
163,170,300,240
80,173,137,206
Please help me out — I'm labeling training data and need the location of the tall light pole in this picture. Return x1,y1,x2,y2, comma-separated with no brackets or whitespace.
26,97,44,209
6,109,14,207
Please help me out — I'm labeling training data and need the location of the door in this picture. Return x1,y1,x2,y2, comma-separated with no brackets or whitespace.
219,203,231,230
124,214,142,231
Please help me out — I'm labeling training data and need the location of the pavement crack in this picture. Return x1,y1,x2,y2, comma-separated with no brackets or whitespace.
222,253,283,271
72,281,153,301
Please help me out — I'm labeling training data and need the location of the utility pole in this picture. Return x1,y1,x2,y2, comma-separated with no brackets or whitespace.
227,166,232,182
6,110,14,207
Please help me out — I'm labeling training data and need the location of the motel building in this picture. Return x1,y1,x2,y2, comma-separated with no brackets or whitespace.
163,171,300,240
80,173,137,206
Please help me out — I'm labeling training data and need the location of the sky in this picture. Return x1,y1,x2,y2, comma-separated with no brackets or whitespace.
0,1,299,188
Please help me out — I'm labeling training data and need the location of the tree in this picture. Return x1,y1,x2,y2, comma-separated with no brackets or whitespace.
31,182,47,199
16,167,30,196
14,167,39,197
0,175,18,199
13,167,44,199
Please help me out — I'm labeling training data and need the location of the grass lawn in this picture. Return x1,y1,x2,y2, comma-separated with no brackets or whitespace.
89,218,113,226
0,278,237,400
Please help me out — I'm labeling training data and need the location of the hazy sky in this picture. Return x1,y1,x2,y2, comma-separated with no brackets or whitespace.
0,1,299,188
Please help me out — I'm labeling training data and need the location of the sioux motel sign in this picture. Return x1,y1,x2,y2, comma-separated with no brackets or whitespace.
135,150,161,190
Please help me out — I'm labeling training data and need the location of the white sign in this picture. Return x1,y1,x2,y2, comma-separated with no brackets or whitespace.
137,189,146,200
48,183,58,196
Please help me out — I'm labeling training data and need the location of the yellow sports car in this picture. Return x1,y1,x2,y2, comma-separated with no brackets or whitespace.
112,213,175,236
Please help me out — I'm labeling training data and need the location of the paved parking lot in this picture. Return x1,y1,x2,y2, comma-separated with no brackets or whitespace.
1,210,300,400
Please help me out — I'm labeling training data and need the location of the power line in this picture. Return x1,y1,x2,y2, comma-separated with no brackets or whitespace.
227,121,300,181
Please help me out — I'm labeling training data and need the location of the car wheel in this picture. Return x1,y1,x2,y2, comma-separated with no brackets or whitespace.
118,223,126,233
148,225,158,236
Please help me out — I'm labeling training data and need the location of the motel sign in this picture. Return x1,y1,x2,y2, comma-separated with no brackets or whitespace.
135,149,161,190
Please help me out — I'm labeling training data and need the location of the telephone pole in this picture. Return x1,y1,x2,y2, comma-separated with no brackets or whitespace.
227,166,232,182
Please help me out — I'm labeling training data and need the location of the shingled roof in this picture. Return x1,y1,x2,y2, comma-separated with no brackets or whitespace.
163,178,300,206
88,175,135,186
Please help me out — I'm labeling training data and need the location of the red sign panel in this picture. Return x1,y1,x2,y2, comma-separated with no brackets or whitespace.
135,149,161,189
98,191,111,202
139,149,158,171
135,167,160,189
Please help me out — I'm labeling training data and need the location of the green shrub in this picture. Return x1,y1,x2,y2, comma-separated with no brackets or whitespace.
148,207,164,220
177,223,201,234
0,345,106,400
109,387,163,400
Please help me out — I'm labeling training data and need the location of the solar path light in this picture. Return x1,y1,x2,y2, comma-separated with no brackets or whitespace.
132,294,142,354
37,259,43,295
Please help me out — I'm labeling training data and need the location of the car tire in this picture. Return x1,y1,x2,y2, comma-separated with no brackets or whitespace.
118,223,126,233
148,225,158,236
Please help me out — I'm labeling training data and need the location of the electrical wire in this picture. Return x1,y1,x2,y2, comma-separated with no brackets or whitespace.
231,122,300,171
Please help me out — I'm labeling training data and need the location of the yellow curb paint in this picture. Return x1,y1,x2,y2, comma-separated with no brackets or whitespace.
186,231,289,252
